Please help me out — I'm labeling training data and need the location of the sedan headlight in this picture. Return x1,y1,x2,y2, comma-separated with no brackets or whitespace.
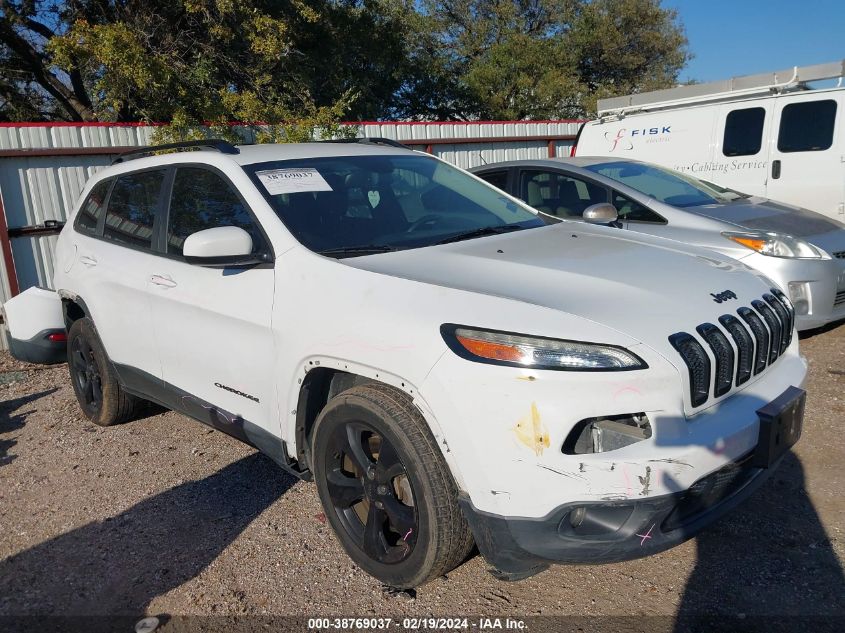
441,325,647,371
722,231,823,259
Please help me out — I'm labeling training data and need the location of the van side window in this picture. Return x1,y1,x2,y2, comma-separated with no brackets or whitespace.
166,168,262,256
103,170,166,250
777,100,837,153
723,107,765,156
519,170,607,218
75,179,112,236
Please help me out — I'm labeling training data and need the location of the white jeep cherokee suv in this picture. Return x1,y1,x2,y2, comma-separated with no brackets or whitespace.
6,138,807,588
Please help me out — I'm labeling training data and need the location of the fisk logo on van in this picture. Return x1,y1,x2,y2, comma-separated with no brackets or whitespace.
606,126,671,152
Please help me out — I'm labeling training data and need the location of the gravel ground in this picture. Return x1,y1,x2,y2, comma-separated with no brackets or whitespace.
0,325,843,629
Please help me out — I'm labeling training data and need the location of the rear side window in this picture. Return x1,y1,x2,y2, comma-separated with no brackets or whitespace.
75,179,112,236
723,107,765,156
104,170,166,249
477,170,508,191
519,170,607,219
166,168,263,256
777,100,837,152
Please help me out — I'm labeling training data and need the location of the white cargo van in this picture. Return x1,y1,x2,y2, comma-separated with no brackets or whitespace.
575,61,845,222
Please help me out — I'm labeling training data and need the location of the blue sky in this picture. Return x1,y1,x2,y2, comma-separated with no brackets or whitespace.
664,0,845,83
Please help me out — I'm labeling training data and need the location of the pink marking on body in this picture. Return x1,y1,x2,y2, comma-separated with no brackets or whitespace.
403,529,413,542
612,386,642,398
636,524,655,546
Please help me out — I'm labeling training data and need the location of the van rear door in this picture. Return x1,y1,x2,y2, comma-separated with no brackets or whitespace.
766,92,844,220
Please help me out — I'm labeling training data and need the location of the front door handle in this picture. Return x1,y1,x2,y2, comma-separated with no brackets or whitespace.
150,274,177,288
79,255,98,267
771,160,781,179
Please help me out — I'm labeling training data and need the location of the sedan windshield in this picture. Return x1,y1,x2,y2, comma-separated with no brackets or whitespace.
584,161,737,208
245,154,547,257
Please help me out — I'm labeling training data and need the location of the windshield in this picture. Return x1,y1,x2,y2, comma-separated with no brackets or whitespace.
584,161,737,208
245,154,546,256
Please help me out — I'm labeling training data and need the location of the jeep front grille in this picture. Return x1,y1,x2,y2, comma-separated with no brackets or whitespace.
670,289,795,408
696,323,734,397
737,307,769,375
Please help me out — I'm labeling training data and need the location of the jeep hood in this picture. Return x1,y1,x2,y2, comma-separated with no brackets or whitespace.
342,222,776,349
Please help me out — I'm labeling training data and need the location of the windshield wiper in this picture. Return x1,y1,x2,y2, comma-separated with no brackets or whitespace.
434,224,525,245
317,244,400,258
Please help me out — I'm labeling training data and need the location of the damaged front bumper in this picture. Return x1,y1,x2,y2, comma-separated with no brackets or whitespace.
460,451,777,579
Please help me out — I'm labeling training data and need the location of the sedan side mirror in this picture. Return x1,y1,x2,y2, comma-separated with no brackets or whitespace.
582,203,619,226
183,226,266,267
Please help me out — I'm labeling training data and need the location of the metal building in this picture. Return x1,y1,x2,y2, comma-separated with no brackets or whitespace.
0,120,581,348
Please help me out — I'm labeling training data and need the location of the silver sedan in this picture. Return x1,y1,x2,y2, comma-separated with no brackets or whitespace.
471,157,845,331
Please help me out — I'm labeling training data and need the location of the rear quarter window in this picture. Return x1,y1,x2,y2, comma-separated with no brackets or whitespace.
74,179,112,236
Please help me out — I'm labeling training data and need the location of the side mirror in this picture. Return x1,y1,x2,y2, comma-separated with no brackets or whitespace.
582,203,619,225
183,226,265,267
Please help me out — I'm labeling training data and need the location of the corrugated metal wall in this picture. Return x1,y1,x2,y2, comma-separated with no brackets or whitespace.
0,120,581,349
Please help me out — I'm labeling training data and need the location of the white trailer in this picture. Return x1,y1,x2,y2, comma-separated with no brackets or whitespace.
575,61,845,222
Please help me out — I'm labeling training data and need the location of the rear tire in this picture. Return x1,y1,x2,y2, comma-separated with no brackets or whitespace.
312,383,473,589
67,317,143,426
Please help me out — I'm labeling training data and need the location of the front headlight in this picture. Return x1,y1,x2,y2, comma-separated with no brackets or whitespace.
722,231,823,259
441,325,647,371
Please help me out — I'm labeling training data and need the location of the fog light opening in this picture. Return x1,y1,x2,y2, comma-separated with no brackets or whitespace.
569,506,587,529
562,413,651,455
787,282,810,315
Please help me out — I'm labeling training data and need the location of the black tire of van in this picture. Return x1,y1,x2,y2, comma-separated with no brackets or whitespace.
67,318,143,426
311,383,474,588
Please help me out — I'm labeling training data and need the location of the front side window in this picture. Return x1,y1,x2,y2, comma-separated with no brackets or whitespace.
723,107,765,156
103,170,166,249
777,100,837,152
584,161,732,208
75,179,112,236
518,170,607,218
167,168,263,256
611,192,665,223
245,154,545,256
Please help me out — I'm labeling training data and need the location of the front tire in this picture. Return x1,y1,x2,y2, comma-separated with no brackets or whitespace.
67,317,142,426
312,383,473,588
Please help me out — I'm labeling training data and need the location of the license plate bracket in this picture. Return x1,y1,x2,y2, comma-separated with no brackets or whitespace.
753,386,806,469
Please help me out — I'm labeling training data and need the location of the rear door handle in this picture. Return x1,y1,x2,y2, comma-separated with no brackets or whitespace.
79,255,98,267
150,274,177,288
771,160,781,179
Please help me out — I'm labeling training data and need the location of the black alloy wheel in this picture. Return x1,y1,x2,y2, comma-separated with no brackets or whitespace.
70,335,103,415
325,421,418,564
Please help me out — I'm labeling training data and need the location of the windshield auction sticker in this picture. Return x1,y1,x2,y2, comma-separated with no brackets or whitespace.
256,168,333,195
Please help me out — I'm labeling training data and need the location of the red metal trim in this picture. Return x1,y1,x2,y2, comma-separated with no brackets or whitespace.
0,146,136,158
402,134,575,146
0,192,20,297
1,119,587,129
0,121,165,128
0,136,576,157
352,119,587,126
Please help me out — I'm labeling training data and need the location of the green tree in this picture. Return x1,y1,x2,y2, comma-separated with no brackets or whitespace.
0,1,386,137
396,0,689,119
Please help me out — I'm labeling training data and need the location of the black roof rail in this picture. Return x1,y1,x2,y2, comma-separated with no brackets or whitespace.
320,137,409,150
112,139,240,164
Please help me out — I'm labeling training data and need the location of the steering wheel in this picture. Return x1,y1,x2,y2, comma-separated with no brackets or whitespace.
406,214,443,233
